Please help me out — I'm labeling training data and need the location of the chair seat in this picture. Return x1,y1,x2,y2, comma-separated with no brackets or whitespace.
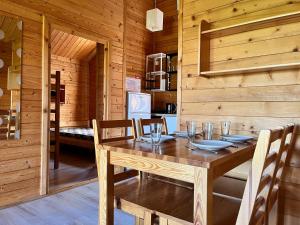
213,176,246,199
225,160,251,180
115,177,242,225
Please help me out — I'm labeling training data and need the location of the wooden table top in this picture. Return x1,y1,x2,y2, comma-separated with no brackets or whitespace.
101,137,256,168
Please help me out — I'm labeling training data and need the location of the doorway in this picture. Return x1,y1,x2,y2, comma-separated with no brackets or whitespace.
48,28,107,192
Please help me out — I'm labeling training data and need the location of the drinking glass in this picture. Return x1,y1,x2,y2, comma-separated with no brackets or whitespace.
186,121,197,145
202,122,214,140
150,123,163,146
221,121,231,136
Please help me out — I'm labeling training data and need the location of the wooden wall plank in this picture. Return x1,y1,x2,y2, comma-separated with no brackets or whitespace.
0,2,42,207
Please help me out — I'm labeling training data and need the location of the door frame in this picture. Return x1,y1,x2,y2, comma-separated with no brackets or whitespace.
40,16,111,195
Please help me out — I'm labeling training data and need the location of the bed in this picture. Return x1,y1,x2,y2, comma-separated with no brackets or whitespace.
51,127,95,150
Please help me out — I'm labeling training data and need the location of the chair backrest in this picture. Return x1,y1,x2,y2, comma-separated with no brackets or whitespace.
265,124,296,221
92,119,139,183
139,117,168,136
236,127,285,225
93,119,137,145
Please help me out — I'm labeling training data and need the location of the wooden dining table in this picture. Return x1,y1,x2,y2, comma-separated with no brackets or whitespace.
97,137,256,225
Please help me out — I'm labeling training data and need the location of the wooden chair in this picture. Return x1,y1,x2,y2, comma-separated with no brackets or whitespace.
214,124,297,200
148,127,288,225
265,124,296,225
139,117,168,136
93,119,151,225
93,119,139,182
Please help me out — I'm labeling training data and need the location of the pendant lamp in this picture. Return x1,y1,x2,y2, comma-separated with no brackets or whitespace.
146,0,163,32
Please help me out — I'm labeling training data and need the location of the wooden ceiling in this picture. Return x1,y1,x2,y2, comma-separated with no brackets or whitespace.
51,30,96,61
0,16,21,42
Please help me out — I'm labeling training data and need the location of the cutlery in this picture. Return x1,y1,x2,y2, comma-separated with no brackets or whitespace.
185,145,197,151
186,145,220,154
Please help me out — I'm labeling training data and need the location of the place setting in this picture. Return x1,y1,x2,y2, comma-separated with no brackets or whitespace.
184,121,255,154
136,123,176,148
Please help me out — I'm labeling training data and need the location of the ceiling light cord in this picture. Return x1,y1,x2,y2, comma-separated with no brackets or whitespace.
154,0,156,8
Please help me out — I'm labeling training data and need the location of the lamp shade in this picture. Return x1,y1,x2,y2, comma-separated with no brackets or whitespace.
146,8,163,32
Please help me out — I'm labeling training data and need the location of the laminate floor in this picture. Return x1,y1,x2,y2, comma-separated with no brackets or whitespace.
0,182,134,225
49,145,97,192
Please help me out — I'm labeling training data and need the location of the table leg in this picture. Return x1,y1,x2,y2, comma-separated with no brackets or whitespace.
194,167,213,225
99,150,114,225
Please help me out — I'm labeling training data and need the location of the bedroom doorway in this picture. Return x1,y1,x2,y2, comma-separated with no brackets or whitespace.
48,29,107,192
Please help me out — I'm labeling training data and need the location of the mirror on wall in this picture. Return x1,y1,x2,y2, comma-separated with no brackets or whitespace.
0,15,22,140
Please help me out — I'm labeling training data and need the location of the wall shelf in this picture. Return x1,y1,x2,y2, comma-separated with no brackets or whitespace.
201,11,300,38
198,11,300,76
200,62,300,77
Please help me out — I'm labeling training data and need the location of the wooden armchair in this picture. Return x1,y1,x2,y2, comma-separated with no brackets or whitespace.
139,117,168,136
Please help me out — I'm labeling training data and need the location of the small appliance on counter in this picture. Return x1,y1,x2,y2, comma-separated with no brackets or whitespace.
166,103,177,114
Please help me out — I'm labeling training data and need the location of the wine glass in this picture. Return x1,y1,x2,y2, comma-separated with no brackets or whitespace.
186,121,197,146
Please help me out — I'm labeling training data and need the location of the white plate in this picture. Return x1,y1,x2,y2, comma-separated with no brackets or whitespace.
141,135,175,143
191,140,233,151
174,131,188,137
174,131,202,138
221,135,253,143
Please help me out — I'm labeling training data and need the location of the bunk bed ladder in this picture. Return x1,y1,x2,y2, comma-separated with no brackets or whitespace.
50,71,61,169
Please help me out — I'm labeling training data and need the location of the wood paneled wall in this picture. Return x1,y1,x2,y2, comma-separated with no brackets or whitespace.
0,0,154,207
154,0,178,53
0,3,42,207
88,56,97,122
153,0,178,113
8,0,127,122
123,0,153,95
124,0,152,78
179,0,300,224
51,55,89,127
89,44,105,123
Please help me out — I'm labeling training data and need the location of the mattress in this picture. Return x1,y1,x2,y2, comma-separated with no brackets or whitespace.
51,127,94,140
